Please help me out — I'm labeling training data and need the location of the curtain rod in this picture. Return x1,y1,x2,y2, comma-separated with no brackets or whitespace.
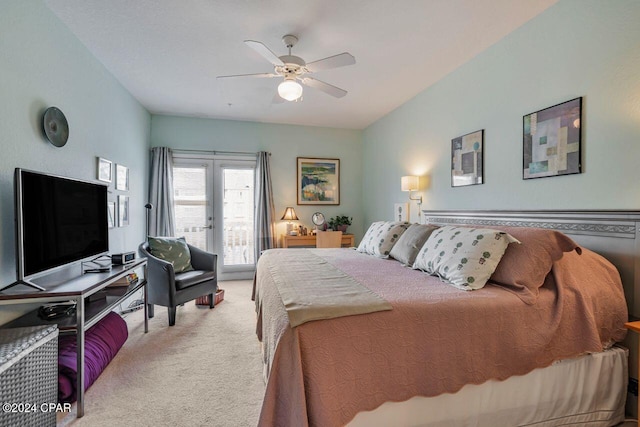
170,148,261,157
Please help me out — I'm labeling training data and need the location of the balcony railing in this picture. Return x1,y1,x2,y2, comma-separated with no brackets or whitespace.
223,222,254,265
175,221,254,266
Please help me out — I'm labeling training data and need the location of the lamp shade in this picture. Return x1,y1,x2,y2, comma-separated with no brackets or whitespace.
401,176,419,192
278,79,303,101
280,207,299,221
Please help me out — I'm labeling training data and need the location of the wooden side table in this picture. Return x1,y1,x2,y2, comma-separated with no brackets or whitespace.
281,234,355,248
625,321,640,424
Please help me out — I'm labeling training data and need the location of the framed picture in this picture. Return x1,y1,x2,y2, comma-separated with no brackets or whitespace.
116,164,129,191
523,97,582,179
394,203,409,222
97,157,112,183
297,157,340,205
118,195,129,227
452,129,484,187
107,201,116,228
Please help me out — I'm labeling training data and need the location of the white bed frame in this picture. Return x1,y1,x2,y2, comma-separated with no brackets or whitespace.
351,210,640,425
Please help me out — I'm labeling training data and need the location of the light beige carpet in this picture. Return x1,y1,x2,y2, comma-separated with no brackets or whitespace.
58,280,265,427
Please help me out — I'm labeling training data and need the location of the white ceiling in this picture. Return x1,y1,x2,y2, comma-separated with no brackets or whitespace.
45,0,557,130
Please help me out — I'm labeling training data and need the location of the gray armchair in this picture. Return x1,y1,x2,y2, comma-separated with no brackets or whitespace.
139,242,218,326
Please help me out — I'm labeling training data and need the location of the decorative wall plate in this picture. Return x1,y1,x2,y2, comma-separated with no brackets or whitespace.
43,107,69,147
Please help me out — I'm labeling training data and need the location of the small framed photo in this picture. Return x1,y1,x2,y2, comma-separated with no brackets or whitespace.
297,157,340,205
107,201,116,228
116,164,129,191
452,130,484,187
523,97,582,179
118,195,129,227
394,203,409,222
97,157,112,183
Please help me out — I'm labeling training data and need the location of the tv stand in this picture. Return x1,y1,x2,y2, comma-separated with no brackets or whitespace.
0,258,147,418
0,279,46,292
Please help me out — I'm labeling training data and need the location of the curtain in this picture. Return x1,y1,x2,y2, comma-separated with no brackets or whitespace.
254,151,276,261
148,147,176,237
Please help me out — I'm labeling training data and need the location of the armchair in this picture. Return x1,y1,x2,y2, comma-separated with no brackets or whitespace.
139,242,218,326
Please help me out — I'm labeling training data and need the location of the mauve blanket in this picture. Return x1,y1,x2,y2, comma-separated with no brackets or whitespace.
254,248,627,427
58,311,128,402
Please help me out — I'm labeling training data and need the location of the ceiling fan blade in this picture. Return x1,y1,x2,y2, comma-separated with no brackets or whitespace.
244,40,284,66
306,53,355,72
301,77,347,98
217,72,278,79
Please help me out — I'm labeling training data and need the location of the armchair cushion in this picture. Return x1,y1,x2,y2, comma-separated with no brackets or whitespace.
148,236,194,273
174,270,217,290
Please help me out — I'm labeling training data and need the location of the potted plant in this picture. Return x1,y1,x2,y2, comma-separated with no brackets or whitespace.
328,215,352,232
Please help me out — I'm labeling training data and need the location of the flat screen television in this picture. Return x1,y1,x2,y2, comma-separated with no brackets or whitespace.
14,168,109,289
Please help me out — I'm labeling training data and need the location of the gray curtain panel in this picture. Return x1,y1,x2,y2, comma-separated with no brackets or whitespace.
254,151,276,261
148,147,176,237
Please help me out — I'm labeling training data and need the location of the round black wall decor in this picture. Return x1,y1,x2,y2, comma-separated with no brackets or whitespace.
42,107,69,147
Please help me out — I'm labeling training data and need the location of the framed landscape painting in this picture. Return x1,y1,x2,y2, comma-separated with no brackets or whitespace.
523,97,582,179
451,129,484,187
297,157,340,205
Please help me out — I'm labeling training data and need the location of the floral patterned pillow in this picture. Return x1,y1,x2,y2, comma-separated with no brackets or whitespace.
412,226,520,290
357,221,411,258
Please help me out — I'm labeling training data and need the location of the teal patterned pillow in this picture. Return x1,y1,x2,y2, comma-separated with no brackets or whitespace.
148,236,194,273
412,226,520,290
356,221,411,258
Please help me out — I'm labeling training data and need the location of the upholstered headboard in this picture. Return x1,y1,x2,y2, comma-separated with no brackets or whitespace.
421,210,640,318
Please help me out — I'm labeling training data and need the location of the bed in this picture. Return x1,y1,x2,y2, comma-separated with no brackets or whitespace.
253,210,637,427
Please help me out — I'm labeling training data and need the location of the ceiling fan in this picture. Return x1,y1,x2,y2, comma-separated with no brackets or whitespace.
217,35,355,102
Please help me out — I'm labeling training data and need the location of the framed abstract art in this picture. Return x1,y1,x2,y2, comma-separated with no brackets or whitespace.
451,129,484,187
523,97,582,179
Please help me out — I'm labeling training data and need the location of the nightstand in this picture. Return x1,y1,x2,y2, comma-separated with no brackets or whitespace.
281,234,355,248
624,321,640,423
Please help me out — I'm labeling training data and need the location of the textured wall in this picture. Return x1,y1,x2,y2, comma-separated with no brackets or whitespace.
151,115,363,241
362,0,640,225
0,0,150,322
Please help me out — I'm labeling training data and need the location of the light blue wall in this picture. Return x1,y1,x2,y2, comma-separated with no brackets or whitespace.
151,115,363,241
363,0,640,225
0,1,150,322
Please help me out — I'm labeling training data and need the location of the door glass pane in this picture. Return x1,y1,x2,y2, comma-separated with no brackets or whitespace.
173,166,208,250
223,168,254,265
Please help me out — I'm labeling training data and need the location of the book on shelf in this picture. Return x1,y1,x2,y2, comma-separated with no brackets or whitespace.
109,272,138,287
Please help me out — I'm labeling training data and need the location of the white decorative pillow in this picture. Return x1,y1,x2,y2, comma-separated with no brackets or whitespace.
357,221,411,258
412,226,520,290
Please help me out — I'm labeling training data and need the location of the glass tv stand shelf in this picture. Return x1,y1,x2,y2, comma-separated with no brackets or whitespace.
0,258,148,418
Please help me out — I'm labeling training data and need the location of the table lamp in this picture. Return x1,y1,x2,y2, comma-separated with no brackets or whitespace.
281,207,299,235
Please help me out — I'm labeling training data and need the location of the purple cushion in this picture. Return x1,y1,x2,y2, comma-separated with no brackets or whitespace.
58,311,128,402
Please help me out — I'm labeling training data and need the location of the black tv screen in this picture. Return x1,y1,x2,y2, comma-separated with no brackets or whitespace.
16,169,109,278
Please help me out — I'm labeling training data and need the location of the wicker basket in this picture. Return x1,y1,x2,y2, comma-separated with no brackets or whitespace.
0,325,59,427
195,289,224,306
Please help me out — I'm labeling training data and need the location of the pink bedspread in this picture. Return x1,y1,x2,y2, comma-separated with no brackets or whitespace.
254,248,627,427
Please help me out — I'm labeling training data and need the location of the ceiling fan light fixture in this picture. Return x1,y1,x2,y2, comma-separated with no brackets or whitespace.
278,79,303,101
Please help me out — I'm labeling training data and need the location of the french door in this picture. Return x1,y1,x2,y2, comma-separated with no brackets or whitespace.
173,155,256,280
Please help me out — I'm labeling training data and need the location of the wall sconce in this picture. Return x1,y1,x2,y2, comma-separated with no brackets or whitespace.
280,206,299,235
401,175,422,214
